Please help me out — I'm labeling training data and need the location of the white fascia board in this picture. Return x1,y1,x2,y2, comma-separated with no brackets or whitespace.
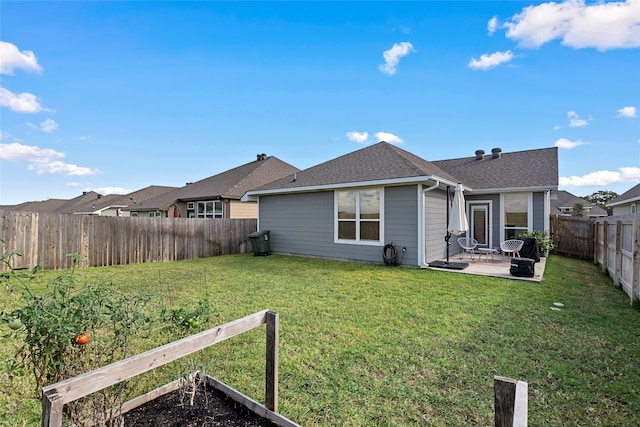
244,175,458,198
608,195,640,207
470,185,557,195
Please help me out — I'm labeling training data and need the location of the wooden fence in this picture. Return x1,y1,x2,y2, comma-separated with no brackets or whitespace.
594,214,640,304
0,209,257,270
550,215,595,258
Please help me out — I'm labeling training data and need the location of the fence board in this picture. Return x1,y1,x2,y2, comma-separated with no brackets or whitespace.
0,209,257,270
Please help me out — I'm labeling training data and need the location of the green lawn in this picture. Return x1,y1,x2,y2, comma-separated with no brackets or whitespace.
1,254,639,426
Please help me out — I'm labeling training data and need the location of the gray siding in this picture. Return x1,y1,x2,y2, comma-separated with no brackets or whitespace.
424,190,447,263
258,185,420,266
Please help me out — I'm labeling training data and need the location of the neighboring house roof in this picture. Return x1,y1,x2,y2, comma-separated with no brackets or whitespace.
3,198,68,213
3,186,177,215
249,142,460,194
74,185,178,214
129,155,300,212
551,190,608,217
432,147,558,192
607,182,640,207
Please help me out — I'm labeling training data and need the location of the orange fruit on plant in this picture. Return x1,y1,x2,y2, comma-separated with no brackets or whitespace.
74,332,90,345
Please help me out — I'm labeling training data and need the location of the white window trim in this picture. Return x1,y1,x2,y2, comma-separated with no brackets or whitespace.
196,200,224,219
500,192,533,240
468,200,493,248
334,188,384,246
187,202,195,210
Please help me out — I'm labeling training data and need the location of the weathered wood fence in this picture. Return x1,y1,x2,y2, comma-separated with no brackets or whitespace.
550,215,595,258
594,214,640,304
0,209,257,270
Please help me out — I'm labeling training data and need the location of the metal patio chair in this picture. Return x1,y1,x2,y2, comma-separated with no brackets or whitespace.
457,237,478,260
500,239,524,259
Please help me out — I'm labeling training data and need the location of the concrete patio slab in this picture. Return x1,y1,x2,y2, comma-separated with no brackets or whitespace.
426,255,546,282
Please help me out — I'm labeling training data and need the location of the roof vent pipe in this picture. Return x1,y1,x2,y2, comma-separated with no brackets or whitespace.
475,150,485,160
491,148,502,159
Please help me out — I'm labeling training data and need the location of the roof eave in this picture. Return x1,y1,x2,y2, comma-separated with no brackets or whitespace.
243,175,458,199
607,196,640,207
469,185,558,195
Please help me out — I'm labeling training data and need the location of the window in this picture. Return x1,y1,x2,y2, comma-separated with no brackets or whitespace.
187,202,195,210
196,201,223,218
130,212,139,217
335,189,382,244
150,211,163,218
502,193,531,239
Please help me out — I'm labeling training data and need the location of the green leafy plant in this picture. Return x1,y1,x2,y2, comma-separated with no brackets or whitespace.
518,229,554,255
1,242,155,425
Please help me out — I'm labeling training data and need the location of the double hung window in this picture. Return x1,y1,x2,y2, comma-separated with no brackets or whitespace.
336,189,382,244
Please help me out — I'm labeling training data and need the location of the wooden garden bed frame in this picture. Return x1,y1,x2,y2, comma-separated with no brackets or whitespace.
41,309,300,427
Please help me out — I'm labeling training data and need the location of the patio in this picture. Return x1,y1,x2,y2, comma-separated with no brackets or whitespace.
427,254,546,283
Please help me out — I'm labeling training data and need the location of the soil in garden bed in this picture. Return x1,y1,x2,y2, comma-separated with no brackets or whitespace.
123,384,278,427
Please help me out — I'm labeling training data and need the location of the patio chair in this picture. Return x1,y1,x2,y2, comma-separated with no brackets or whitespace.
500,239,524,259
457,237,478,260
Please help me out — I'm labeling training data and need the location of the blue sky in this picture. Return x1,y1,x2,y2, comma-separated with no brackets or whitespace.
1,1,639,205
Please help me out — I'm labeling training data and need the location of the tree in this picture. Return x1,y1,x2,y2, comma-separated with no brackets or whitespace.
572,202,587,217
582,190,619,215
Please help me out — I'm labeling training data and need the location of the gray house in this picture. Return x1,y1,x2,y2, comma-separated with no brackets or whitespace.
243,142,558,267
607,183,640,215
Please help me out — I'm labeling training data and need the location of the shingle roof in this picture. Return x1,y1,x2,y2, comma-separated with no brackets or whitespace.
68,186,177,214
551,190,607,217
130,156,300,211
4,198,68,213
432,147,558,191
252,142,460,192
608,182,640,206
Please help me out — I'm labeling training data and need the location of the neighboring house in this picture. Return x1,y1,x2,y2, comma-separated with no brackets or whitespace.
68,186,177,216
550,190,607,218
243,142,558,267
607,183,640,215
126,154,300,219
3,186,177,216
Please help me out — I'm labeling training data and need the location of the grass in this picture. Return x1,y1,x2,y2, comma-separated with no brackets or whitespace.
1,253,639,426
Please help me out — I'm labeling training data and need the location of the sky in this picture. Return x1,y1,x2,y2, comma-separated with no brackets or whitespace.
1,0,639,205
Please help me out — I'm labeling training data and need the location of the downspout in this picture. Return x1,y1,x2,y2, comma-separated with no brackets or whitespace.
421,180,440,267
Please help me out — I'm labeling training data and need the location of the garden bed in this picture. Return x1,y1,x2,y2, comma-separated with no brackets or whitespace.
122,374,297,427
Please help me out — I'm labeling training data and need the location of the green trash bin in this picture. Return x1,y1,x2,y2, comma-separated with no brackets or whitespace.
248,230,271,256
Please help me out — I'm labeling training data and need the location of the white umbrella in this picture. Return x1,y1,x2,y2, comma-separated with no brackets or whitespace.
448,183,468,235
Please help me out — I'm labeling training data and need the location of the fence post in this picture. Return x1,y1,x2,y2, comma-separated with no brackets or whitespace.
632,219,640,305
614,221,622,287
41,388,64,427
494,376,527,427
265,310,279,412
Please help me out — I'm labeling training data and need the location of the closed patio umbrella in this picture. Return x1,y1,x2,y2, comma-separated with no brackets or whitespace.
431,183,469,270
448,183,468,236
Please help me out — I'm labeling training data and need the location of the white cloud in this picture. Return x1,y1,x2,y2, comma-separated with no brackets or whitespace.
554,137,587,149
346,131,369,143
488,16,499,35
0,41,43,75
0,87,46,113
375,132,403,144
560,166,640,187
468,50,514,70
567,111,591,127
0,142,97,176
503,0,640,51
90,186,130,195
618,105,637,117
27,118,59,133
378,42,415,75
